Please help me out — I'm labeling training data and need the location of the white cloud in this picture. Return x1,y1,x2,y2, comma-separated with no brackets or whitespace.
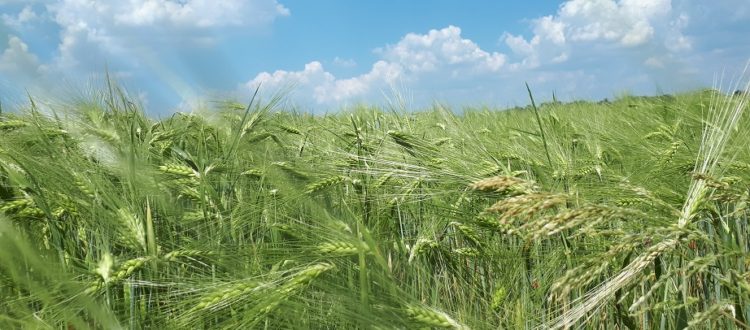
4,0,749,113
249,26,507,106
0,0,291,112
47,0,289,30
248,60,402,104
43,0,290,72
246,0,750,110
2,5,40,29
534,16,566,45
378,26,506,73
555,0,670,45
0,36,42,77
503,34,541,69
503,0,691,69
113,0,289,28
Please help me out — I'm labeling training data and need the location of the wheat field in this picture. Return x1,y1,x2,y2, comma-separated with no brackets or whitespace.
0,79,749,329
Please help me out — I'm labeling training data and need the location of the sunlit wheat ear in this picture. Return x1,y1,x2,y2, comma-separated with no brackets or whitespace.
469,175,535,195
544,64,750,329
405,304,468,329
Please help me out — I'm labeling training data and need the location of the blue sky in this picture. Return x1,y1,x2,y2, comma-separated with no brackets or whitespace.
0,0,748,114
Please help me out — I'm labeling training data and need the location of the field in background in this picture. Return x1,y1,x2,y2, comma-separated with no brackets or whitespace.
0,84,749,329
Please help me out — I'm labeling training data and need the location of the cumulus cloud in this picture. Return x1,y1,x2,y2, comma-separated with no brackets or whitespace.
249,60,402,104
503,0,691,70
112,0,289,28
0,36,42,77
48,0,289,30
247,1,750,110
2,5,40,29
561,0,670,45
377,26,506,74
248,26,507,107
3,0,749,113
45,0,290,70
4,0,291,110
